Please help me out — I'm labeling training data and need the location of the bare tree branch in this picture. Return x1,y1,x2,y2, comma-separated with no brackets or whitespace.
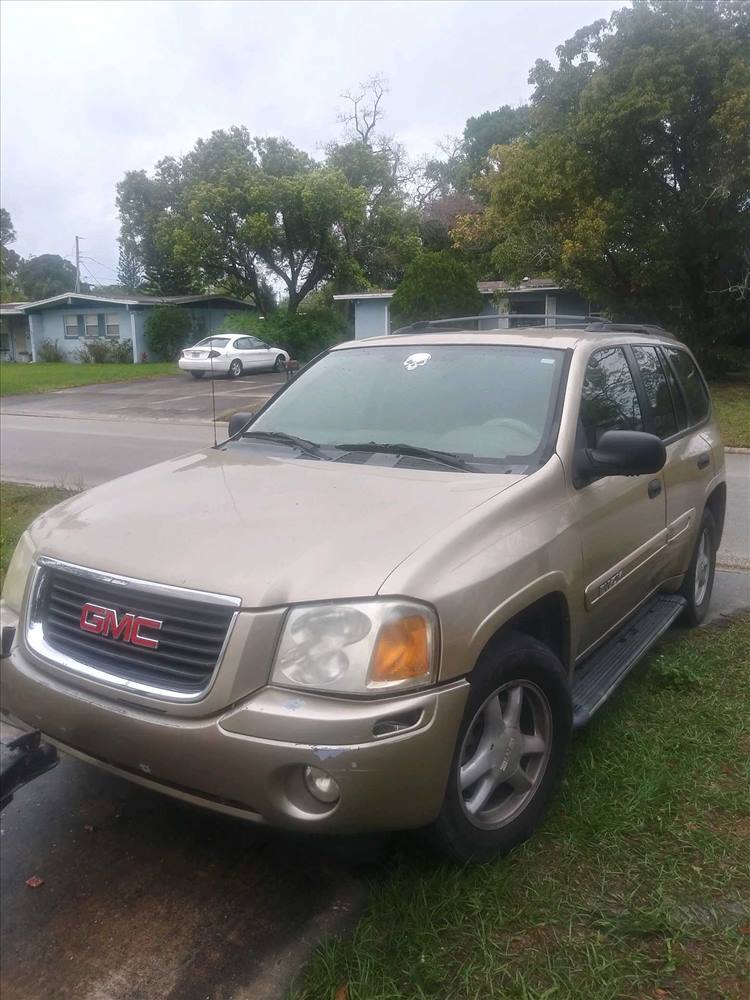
337,74,388,145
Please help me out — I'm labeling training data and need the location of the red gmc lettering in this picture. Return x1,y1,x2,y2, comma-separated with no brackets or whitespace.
79,603,162,649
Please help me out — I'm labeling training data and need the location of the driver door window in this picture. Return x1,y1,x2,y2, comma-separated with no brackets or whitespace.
580,347,644,447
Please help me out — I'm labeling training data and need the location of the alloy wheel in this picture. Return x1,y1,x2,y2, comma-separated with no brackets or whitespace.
458,680,552,830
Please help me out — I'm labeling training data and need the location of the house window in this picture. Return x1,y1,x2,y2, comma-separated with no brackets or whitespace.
105,313,120,338
84,315,100,339
64,314,80,339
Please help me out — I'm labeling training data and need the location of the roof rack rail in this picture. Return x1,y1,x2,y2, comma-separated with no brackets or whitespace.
390,315,674,337
391,314,596,335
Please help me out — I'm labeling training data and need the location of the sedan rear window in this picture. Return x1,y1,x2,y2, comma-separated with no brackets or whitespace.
195,337,230,348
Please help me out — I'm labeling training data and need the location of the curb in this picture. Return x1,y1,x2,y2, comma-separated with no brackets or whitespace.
725,447,750,454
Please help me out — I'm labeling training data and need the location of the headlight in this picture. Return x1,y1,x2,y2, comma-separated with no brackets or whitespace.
1,530,37,612
271,599,438,695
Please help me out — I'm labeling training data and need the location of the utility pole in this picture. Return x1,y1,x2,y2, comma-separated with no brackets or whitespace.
75,236,81,293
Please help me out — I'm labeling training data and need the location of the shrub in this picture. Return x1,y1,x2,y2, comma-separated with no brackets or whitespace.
75,340,134,363
76,341,112,364
145,306,193,361
107,339,134,363
37,339,64,362
221,307,347,363
391,251,483,327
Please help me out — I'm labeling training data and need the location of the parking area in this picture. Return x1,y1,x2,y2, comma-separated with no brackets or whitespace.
0,371,287,424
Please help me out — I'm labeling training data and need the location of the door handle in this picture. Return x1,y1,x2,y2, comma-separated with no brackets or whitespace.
648,479,662,499
697,453,711,470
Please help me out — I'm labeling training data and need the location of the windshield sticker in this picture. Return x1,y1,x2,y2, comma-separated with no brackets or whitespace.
403,352,432,371
541,358,555,364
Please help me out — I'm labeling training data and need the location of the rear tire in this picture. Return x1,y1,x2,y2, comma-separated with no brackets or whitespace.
678,508,717,627
228,358,243,379
426,632,571,864
274,354,286,373
190,371,205,379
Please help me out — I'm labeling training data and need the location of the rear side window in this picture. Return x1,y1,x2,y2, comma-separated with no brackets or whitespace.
663,347,710,424
580,347,644,448
631,345,678,439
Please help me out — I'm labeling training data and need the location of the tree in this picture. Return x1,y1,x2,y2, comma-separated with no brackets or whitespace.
0,208,22,300
16,254,78,300
118,130,367,313
325,139,421,289
144,306,193,360
453,1,750,352
337,74,388,145
391,251,483,326
117,242,144,292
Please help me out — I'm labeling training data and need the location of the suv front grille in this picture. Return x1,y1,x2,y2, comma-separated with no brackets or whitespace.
30,563,238,698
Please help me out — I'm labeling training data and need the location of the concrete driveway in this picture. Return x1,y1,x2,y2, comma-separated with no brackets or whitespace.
0,371,286,423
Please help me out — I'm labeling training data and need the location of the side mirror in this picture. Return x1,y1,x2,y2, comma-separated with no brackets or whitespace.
575,430,666,485
260,342,270,349
228,411,254,438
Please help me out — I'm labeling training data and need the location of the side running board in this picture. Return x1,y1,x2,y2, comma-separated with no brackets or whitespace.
572,594,686,729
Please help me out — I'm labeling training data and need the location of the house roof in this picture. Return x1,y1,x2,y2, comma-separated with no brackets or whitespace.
333,279,561,304
0,301,31,316
20,292,255,313
332,291,396,302
477,279,560,294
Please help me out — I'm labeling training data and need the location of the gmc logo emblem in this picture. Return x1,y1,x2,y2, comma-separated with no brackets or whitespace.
79,603,163,650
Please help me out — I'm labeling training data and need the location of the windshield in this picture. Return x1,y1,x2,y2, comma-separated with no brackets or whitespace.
249,344,566,465
195,337,230,348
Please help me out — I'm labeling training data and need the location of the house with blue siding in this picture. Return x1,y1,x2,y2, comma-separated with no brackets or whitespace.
5,292,255,363
333,279,598,338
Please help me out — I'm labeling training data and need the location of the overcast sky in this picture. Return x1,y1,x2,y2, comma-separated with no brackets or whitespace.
1,0,623,286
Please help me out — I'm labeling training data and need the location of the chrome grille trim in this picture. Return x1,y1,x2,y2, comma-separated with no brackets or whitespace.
25,557,240,703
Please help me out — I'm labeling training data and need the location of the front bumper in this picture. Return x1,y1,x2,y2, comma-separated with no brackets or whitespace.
0,621,468,833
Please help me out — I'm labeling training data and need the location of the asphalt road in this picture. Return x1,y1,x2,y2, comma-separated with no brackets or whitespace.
0,371,287,424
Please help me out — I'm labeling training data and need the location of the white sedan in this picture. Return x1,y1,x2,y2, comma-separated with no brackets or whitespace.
178,334,290,379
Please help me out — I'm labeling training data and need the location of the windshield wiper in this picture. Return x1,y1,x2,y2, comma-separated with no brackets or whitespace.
240,430,329,461
332,441,473,472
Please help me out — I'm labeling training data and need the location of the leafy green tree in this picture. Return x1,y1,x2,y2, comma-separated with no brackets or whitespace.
326,140,421,289
118,130,367,313
391,252,483,326
117,242,144,292
0,208,22,300
454,1,750,352
16,254,78,300
144,306,193,360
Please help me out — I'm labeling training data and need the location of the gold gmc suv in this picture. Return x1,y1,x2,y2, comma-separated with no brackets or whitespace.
0,322,725,861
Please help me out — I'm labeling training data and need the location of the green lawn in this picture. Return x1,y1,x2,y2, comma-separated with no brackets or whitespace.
295,616,750,1000
0,482,77,587
710,381,750,449
0,361,178,397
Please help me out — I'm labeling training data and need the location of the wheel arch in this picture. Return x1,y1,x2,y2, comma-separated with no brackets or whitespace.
472,590,572,677
705,481,726,547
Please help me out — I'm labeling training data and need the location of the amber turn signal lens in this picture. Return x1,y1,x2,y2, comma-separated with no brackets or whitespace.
370,615,431,684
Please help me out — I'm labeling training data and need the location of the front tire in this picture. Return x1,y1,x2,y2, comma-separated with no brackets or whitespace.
228,358,243,379
426,632,571,863
679,508,717,627
274,354,286,373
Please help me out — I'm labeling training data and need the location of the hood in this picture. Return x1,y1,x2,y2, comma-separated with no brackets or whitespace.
28,446,523,607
